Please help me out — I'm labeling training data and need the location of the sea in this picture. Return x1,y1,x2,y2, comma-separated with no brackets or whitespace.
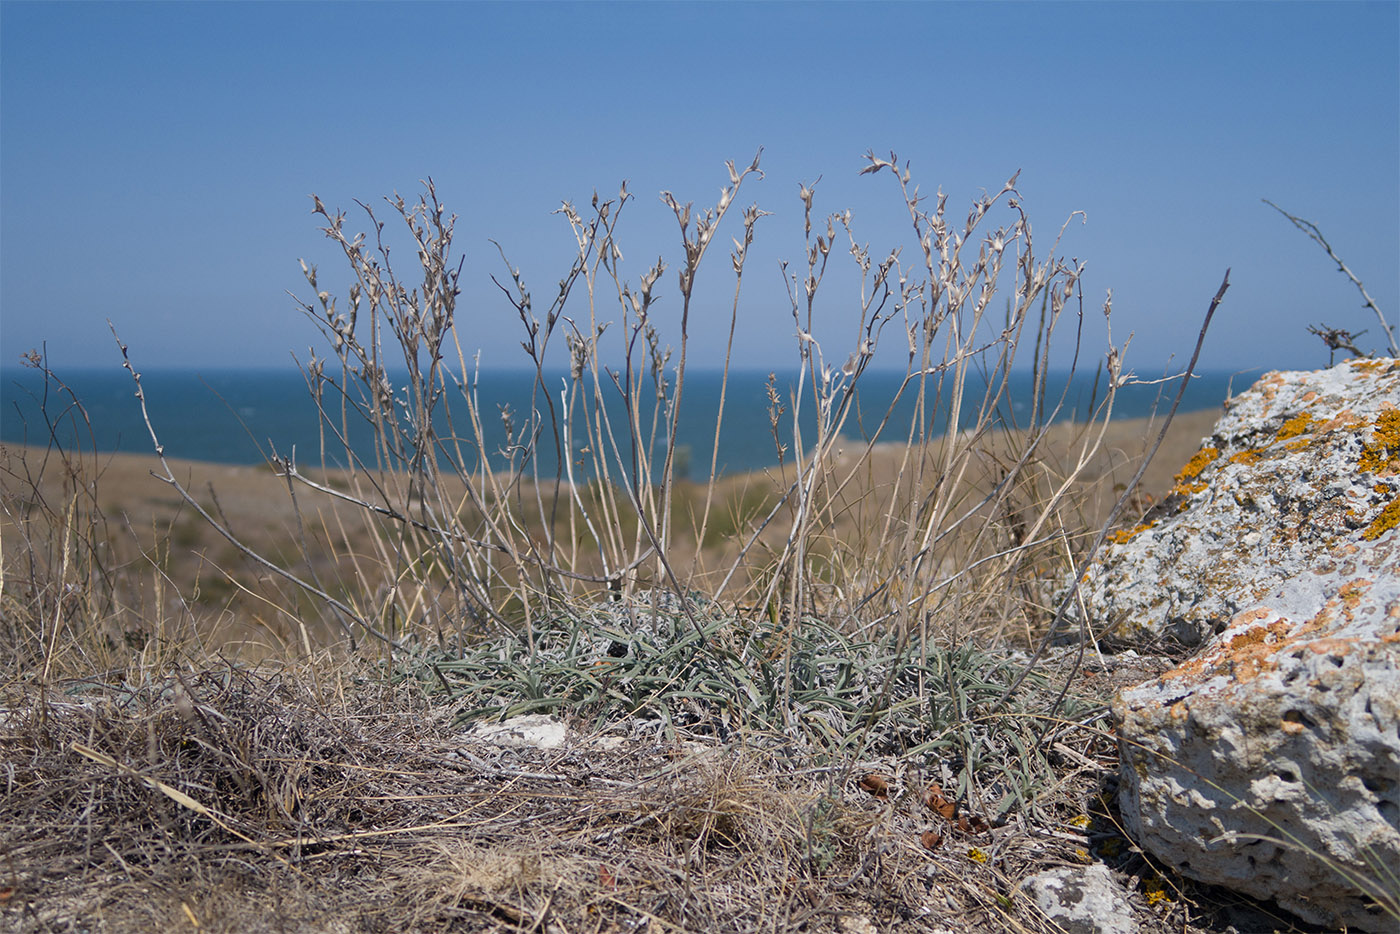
0,365,1249,477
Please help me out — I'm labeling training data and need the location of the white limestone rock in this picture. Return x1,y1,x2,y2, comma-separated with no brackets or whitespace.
1114,598,1400,931
1093,359,1400,931
1081,357,1400,647
1018,863,1138,934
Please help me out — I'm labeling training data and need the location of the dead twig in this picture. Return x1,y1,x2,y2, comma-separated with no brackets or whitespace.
1263,198,1397,356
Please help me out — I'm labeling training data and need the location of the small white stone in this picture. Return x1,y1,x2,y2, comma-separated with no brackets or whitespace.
470,713,569,749
1019,863,1138,934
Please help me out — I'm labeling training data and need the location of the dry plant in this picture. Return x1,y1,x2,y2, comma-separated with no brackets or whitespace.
0,352,216,686
89,151,1231,783
1,353,373,689
1,353,117,682
0,154,1305,934
1,656,1327,934
119,152,1175,651
1263,197,1398,360
0,659,1138,934
59,156,1234,908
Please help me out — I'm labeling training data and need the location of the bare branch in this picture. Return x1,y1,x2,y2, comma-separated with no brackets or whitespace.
1263,199,1397,356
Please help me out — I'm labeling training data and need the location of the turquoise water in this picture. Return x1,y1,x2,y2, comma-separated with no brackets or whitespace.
1,365,1244,476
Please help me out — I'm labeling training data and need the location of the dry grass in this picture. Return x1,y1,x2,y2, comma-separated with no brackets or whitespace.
1,658,1318,934
7,415,1322,934
1,154,1327,932
234,154,1143,649
2,407,1216,660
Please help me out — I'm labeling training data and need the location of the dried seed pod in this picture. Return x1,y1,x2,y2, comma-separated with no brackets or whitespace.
858,773,890,798
925,782,957,822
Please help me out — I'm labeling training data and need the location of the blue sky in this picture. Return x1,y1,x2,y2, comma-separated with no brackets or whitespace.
2,1,1397,380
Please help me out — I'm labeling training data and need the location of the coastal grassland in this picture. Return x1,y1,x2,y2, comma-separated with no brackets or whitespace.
1,154,1289,933
2,409,1216,664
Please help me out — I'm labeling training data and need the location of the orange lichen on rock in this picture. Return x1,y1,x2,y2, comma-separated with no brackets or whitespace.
1277,412,1314,440
1358,408,1400,476
1336,578,1371,608
1220,621,1295,683
1109,520,1157,545
1302,636,1359,658
1170,446,1218,496
1158,610,1292,685
1151,589,1378,689
1361,495,1399,541
1318,409,1361,434
1104,361,1400,930
1227,617,1292,651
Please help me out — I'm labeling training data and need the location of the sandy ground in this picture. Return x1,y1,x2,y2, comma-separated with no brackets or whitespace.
5,409,1222,535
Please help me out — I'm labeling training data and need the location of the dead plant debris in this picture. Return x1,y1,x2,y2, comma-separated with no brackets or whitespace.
0,660,1328,934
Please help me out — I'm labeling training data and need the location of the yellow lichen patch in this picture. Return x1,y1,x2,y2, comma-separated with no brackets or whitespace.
1349,358,1397,373
1362,495,1400,541
1109,520,1157,545
1170,446,1218,496
1143,877,1175,907
1176,446,1219,481
1277,412,1314,440
1284,439,1313,453
1358,408,1400,476
1229,450,1263,466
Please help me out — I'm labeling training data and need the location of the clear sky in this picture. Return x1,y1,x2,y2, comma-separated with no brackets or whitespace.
2,1,1397,379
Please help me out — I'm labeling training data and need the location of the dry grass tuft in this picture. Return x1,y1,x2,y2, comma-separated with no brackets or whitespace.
1,656,1319,933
